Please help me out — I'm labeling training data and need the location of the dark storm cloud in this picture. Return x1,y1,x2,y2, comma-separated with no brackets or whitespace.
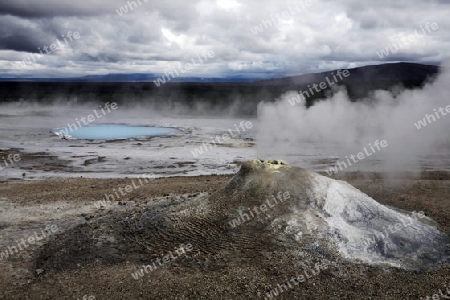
0,17,48,53
0,35,42,53
0,0,125,17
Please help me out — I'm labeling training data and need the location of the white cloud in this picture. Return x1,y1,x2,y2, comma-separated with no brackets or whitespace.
216,0,241,10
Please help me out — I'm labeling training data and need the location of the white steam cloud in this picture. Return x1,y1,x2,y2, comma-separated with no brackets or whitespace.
257,62,450,174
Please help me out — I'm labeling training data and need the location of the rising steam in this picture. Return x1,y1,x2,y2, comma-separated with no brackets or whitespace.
257,61,450,173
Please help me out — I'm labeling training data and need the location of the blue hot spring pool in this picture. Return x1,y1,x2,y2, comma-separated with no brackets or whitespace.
52,124,181,140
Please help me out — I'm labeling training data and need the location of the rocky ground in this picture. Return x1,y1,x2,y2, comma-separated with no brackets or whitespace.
0,168,449,300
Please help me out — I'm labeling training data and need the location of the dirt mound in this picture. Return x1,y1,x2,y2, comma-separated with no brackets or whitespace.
36,159,448,275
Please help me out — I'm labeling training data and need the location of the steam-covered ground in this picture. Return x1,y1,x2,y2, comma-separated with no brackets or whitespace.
2,64,450,181
1,97,450,182
0,104,358,180
0,104,258,180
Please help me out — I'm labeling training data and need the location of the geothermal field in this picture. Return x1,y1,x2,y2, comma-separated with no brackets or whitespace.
0,68,449,299
1,0,450,299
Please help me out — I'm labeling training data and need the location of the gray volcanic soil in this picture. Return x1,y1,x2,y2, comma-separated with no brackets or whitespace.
0,163,449,299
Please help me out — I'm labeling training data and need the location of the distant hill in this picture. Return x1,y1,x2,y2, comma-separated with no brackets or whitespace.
0,62,440,115
256,62,438,86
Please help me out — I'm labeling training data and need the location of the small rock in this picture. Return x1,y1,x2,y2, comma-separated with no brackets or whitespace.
36,269,44,276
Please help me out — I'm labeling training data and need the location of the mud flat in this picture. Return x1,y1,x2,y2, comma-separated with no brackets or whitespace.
0,163,449,299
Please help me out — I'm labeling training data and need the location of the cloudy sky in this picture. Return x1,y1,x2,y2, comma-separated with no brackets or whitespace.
0,0,449,79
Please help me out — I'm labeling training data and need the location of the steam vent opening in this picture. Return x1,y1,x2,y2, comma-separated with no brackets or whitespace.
52,124,181,140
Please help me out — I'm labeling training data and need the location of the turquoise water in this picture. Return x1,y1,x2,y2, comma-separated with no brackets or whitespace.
53,124,181,140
